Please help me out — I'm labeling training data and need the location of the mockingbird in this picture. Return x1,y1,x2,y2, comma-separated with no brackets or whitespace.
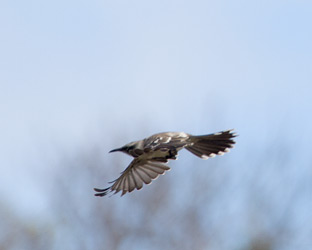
94,129,236,197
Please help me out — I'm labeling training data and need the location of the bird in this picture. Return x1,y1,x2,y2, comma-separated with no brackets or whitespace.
94,129,237,197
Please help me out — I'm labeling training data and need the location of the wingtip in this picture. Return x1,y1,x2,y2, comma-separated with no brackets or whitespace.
94,187,111,197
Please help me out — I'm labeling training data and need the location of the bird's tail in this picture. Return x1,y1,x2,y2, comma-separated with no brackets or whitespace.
185,130,236,159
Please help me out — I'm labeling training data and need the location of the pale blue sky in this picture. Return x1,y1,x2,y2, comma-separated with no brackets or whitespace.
0,1,312,248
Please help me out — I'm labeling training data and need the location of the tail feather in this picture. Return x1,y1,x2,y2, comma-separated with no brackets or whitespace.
185,130,236,159
185,146,206,159
192,143,230,151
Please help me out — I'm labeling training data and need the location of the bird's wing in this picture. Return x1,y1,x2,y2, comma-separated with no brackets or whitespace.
94,158,170,197
143,132,189,151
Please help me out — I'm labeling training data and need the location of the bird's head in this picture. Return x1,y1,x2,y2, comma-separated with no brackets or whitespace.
109,141,138,155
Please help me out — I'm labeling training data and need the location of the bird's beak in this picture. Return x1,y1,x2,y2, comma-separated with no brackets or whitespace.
109,147,123,153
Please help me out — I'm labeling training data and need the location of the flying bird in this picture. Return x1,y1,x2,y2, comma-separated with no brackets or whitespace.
94,129,236,197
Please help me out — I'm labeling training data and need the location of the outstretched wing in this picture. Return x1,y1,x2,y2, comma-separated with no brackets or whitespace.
94,158,170,197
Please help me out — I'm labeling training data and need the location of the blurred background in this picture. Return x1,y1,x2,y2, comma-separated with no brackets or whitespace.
1,0,311,249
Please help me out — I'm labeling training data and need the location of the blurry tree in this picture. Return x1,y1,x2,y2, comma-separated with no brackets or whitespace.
1,131,311,250
0,202,53,250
